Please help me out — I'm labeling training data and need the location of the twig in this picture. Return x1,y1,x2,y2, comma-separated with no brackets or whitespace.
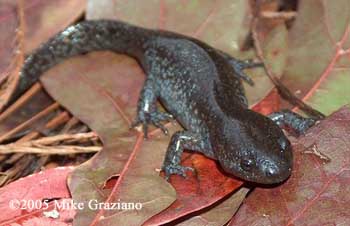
0,145,100,155
1,107,78,186
45,111,70,129
0,83,43,121
0,172,8,186
60,116,80,133
260,11,296,20
0,102,60,143
16,132,97,145
0,132,100,154
303,143,331,163
18,110,70,142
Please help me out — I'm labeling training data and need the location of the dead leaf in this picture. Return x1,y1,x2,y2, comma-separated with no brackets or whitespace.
0,0,85,111
176,187,249,226
281,0,350,114
0,167,74,225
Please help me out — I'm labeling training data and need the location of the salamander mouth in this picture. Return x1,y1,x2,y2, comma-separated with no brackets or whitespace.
219,155,293,184
239,170,292,184
235,159,292,184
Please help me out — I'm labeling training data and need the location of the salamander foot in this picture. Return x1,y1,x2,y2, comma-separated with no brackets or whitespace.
163,163,194,181
131,110,173,138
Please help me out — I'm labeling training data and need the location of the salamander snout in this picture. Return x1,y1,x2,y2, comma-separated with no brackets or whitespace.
259,158,292,184
261,161,279,177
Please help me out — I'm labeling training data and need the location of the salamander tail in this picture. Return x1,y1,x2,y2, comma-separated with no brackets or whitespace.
7,20,150,107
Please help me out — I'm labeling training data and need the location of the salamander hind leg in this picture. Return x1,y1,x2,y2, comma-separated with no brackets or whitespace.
229,59,263,86
218,50,263,86
162,131,206,180
131,76,173,138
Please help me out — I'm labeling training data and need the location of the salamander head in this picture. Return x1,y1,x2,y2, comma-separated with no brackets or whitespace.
215,110,293,184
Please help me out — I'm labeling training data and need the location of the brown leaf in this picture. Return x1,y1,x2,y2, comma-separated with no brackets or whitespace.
21,0,86,53
176,187,249,226
247,17,289,106
281,0,350,114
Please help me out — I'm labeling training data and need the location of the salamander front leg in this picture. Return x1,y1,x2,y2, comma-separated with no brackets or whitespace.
162,131,203,180
268,109,316,135
131,77,173,138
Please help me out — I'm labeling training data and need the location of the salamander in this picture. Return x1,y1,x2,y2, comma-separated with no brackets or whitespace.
7,20,316,184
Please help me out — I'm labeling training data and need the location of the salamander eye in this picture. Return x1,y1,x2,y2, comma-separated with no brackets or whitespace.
241,158,255,171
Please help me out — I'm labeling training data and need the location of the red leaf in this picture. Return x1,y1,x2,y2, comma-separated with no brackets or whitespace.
0,167,74,225
252,88,280,115
229,106,350,226
144,153,241,225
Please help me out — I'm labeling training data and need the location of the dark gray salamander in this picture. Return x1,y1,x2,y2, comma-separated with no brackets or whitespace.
8,20,315,184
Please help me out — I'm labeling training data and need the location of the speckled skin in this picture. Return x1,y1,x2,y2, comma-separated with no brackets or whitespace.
9,20,315,184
